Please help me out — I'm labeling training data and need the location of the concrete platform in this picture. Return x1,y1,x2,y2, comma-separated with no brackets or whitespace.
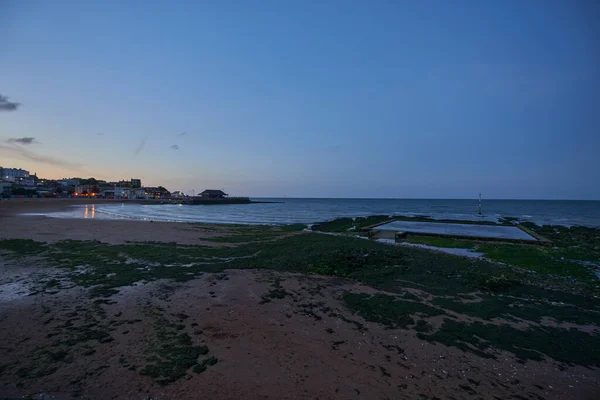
373,220,537,242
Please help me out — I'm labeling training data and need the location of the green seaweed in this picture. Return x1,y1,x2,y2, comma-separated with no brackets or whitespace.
419,319,600,367
140,309,212,385
343,292,445,329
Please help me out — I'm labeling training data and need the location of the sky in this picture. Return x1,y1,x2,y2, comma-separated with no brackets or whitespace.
1,0,599,199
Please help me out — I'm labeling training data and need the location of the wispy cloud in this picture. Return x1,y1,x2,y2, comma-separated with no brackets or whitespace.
8,137,37,145
0,143,82,169
134,138,146,156
0,94,20,111
170,144,179,150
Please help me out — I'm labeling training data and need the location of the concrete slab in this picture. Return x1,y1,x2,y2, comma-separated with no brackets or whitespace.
374,221,537,241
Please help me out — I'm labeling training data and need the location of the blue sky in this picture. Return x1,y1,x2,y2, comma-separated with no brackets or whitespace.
1,0,599,199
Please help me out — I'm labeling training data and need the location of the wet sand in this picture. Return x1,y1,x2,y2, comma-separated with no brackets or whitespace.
2,265,595,400
0,198,224,245
0,198,154,216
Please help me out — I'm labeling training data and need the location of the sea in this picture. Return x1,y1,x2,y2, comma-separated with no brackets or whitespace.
49,198,600,228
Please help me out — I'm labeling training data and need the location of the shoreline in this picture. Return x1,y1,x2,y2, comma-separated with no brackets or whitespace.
0,199,230,245
2,197,598,229
1,198,287,225
2,197,600,228
0,198,160,217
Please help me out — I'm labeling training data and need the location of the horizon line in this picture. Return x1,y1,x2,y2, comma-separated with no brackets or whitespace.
246,196,600,202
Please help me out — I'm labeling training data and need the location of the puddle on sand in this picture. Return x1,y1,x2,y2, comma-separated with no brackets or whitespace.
376,238,484,259
0,281,34,301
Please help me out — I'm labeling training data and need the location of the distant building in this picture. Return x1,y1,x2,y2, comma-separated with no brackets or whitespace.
36,186,56,194
100,189,115,198
36,179,55,187
16,179,36,188
0,181,14,195
113,179,142,188
143,187,170,199
75,185,99,195
113,187,131,199
130,188,149,199
171,191,185,198
59,178,81,187
1,167,30,181
199,189,228,199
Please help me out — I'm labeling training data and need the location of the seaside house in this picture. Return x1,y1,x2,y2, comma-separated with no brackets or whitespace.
112,187,131,199
100,189,115,198
0,167,30,181
130,188,149,199
116,179,141,188
143,187,170,199
16,179,36,188
0,181,14,196
99,186,147,199
199,189,228,199
75,184,98,195
59,178,81,187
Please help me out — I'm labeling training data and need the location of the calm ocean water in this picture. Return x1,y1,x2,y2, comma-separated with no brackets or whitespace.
60,198,600,228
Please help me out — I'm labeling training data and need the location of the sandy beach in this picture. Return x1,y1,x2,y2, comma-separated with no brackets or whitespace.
0,200,599,400
0,199,225,245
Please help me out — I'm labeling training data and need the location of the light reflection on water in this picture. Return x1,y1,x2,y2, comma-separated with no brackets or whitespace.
83,204,96,219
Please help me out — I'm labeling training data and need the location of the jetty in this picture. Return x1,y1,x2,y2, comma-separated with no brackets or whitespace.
179,189,278,205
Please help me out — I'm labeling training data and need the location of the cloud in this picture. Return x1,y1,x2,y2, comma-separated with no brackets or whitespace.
134,138,146,156
170,144,179,150
0,94,21,111
8,137,37,145
179,132,187,137
0,143,82,169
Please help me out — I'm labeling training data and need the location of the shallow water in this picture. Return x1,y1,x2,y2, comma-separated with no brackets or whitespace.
29,198,600,227
375,221,537,241
396,242,485,259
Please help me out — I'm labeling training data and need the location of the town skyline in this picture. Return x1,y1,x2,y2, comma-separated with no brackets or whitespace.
3,161,600,200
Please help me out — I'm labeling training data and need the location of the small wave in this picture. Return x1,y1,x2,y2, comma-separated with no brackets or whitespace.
94,209,161,221
34,200,600,228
